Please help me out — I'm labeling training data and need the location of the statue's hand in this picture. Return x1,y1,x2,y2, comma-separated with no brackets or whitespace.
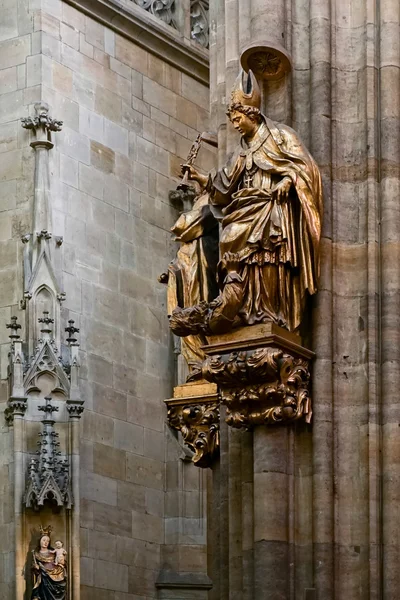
158,271,169,284
273,177,292,203
221,252,241,275
181,164,208,189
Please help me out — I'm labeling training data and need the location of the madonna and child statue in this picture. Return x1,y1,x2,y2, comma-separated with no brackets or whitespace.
163,69,323,429
31,527,67,600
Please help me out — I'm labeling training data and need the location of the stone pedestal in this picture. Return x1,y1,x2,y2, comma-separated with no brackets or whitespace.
165,326,315,597
165,380,219,468
202,323,314,428
200,324,314,599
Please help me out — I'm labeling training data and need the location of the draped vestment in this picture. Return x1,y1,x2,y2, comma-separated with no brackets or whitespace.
211,117,322,332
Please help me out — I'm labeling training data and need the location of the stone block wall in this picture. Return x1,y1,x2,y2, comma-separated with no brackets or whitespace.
0,0,212,598
0,3,36,596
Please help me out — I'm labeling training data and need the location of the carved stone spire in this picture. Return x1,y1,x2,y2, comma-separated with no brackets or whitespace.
65,320,83,419
5,316,26,425
21,102,63,270
24,397,73,509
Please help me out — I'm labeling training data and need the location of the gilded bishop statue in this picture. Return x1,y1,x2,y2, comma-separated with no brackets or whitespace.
170,70,323,337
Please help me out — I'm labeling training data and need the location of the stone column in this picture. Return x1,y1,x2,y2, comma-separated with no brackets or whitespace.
208,462,221,600
224,0,240,153
215,0,227,167
241,431,254,600
381,0,400,596
219,414,230,600
238,0,250,49
309,0,334,595
250,0,290,122
5,328,27,600
228,426,242,599
365,0,381,594
253,427,289,600
13,408,26,600
67,405,83,600
67,342,83,600
331,0,373,595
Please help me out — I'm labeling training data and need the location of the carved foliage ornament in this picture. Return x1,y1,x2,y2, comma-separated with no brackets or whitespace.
168,401,219,467
202,347,311,428
133,0,176,28
240,43,292,80
190,0,209,48
21,113,63,133
5,399,27,426
21,102,63,144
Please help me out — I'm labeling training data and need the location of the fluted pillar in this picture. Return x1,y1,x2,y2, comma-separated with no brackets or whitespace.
241,431,254,600
13,412,26,600
381,0,400,597
67,407,83,600
253,427,290,600
309,0,334,595
207,0,400,598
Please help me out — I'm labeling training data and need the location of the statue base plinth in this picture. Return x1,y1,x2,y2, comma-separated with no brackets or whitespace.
201,323,314,429
165,380,219,468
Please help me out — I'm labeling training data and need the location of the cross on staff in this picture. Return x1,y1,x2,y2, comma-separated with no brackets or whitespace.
178,134,203,191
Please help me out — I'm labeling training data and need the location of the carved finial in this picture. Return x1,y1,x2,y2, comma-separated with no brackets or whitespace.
65,320,79,344
37,230,52,241
38,311,54,339
21,103,63,134
25,397,73,509
6,316,21,341
38,311,54,325
38,396,59,417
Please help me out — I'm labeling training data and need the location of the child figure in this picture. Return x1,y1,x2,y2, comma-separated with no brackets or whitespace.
50,540,67,567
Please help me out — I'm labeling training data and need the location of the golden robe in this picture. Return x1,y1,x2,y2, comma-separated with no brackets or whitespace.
167,192,219,366
211,116,323,332
31,550,66,599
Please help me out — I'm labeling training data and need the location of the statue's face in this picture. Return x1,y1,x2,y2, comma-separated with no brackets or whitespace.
230,111,258,138
55,541,62,549
40,536,50,549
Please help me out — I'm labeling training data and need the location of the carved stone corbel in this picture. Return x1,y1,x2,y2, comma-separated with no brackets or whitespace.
201,323,314,429
165,381,219,468
5,398,28,426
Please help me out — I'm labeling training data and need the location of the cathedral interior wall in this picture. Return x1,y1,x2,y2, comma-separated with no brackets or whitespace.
0,1,213,597
1,0,399,598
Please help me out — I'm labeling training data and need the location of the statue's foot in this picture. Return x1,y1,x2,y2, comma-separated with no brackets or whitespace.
169,303,210,336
